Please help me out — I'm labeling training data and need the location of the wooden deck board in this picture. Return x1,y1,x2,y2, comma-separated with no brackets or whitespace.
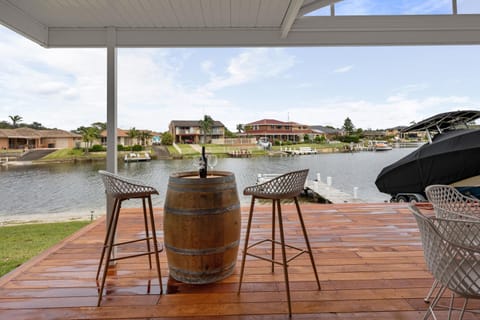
1,203,480,319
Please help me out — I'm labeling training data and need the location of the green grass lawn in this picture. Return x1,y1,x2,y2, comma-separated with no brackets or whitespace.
0,221,90,277
42,148,106,160
176,144,199,156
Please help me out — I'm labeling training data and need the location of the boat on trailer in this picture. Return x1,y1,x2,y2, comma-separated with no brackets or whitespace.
375,110,480,202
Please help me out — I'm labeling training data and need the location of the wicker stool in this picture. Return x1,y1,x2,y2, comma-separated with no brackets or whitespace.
96,170,163,306
237,169,321,317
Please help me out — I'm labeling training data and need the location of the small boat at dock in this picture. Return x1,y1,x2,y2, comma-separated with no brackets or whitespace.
374,141,392,151
228,149,252,158
283,147,317,155
124,152,151,162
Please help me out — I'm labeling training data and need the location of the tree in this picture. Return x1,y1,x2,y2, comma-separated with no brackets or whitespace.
236,124,244,133
138,131,151,147
91,122,107,132
30,122,45,129
199,115,214,144
127,127,139,146
343,117,355,135
161,132,173,145
80,127,99,153
224,127,236,138
0,120,12,129
9,115,23,128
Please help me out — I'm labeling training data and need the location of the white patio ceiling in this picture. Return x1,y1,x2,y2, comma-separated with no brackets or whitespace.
1,0,480,48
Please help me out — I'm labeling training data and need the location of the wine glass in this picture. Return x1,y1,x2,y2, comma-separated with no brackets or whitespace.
207,154,218,173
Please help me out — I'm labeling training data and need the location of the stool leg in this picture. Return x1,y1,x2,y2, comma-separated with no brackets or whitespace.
276,199,292,318
294,197,321,290
238,196,256,294
97,198,122,306
147,195,163,294
96,198,120,280
271,199,276,273
142,197,152,269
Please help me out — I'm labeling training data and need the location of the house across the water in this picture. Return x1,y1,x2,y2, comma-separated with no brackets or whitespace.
0,128,81,150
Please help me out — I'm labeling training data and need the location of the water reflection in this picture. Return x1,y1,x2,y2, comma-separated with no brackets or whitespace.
0,148,414,220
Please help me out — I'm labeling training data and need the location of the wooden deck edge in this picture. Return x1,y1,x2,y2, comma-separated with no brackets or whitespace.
0,216,106,286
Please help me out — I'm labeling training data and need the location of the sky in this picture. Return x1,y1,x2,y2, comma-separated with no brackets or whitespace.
1,0,480,133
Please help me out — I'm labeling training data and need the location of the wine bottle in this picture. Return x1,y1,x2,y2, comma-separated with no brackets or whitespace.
199,146,208,178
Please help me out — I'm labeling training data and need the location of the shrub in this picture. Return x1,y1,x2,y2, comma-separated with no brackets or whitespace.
132,144,143,151
314,136,326,144
89,144,105,152
161,132,173,145
339,135,360,143
117,144,125,151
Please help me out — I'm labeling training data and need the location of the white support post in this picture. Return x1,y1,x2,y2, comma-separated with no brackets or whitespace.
106,27,118,237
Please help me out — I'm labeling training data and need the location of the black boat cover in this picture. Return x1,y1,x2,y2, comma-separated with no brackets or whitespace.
375,129,480,195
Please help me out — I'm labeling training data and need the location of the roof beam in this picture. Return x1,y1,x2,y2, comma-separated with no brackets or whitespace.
0,0,48,46
45,14,480,48
281,0,304,38
299,0,344,16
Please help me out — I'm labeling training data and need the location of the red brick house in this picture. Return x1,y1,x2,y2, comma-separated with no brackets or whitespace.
244,119,312,143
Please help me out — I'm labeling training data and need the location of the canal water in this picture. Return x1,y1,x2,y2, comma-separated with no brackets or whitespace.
0,148,415,223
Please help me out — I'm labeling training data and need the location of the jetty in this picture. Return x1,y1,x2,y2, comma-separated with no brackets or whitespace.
304,178,364,203
257,173,364,204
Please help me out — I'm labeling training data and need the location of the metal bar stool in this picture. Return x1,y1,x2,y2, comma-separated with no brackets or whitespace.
237,169,321,317
96,170,163,306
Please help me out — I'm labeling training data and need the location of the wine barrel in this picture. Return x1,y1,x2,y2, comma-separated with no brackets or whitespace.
163,171,241,284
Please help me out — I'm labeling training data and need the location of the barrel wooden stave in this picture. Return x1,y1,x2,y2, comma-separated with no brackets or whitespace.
163,171,241,284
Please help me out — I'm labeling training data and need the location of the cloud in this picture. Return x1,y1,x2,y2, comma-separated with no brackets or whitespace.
202,48,296,91
333,65,353,73
265,94,475,131
404,0,451,14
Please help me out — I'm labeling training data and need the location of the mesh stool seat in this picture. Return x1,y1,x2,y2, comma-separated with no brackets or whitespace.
410,205,480,320
423,185,480,304
237,169,321,317
96,170,163,306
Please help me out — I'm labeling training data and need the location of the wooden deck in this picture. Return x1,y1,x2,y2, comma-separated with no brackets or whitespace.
1,203,479,319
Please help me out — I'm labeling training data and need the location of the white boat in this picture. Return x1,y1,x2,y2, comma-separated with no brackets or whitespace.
124,152,151,162
374,141,392,151
284,147,318,155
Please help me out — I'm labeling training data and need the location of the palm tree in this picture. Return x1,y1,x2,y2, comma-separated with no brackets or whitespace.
138,131,151,147
9,115,23,128
81,127,99,153
236,124,244,133
199,115,214,144
127,127,139,146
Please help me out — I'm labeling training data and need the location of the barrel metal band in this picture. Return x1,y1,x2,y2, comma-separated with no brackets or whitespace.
164,203,240,216
170,261,236,276
167,183,236,193
165,239,239,255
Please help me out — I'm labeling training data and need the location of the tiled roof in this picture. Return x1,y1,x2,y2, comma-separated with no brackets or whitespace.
0,128,80,138
246,119,287,126
99,129,158,137
169,120,224,127
245,119,308,127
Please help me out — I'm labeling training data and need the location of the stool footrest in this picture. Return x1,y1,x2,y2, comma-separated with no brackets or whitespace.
245,238,309,265
110,247,164,262
106,236,156,248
